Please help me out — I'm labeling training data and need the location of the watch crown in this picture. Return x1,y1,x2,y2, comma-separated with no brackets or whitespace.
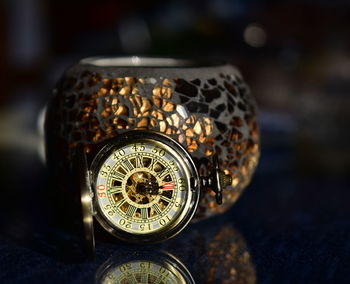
200,154,232,205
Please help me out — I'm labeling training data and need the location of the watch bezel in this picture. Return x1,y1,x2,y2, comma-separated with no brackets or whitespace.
90,130,200,244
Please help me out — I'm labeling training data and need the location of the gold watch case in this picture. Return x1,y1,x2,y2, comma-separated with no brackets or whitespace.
84,131,200,244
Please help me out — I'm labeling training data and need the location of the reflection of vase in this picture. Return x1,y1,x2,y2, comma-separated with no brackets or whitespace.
95,224,256,284
206,226,256,284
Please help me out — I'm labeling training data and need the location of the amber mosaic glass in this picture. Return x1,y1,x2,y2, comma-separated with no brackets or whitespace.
45,57,260,220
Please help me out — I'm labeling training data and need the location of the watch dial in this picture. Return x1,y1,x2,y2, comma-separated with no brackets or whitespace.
95,138,193,237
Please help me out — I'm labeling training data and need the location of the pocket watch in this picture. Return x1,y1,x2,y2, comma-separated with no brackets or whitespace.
45,56,260,249
90,130,201,244
77,130,231,245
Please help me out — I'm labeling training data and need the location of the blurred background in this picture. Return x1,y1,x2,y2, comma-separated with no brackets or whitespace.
0,0,349,283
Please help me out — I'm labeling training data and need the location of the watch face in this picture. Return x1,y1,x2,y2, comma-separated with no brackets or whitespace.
91,131,199,243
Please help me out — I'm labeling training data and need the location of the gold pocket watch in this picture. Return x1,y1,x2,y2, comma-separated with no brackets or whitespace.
45,57,260,250
77,130,230,246
90,130,200,243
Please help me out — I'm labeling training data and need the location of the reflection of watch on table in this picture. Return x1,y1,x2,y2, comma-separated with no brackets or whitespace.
45,57,260,248
96,249,195,284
